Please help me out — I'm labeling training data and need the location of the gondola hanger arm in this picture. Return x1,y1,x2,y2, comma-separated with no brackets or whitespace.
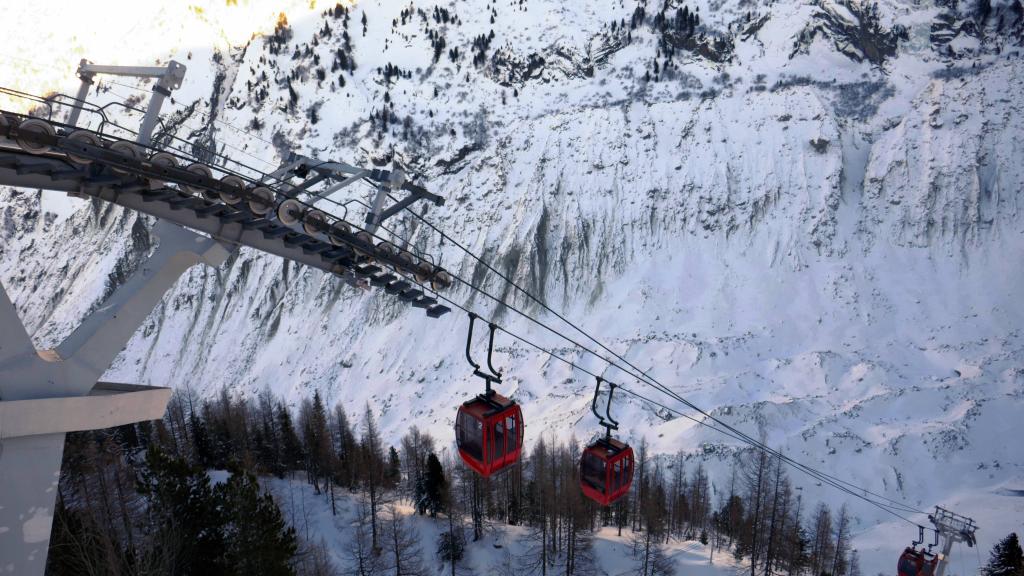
486,322,503,378
465,312,481,371
604,382,620,430
591,377,606,425
465,312,502,397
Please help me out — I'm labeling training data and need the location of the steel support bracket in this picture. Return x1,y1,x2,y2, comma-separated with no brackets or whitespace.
0,219,230,576
65,58,187,146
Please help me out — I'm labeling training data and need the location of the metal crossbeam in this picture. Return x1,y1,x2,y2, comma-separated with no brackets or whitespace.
66,59,186,145
378,193,421,221
267,153,445,234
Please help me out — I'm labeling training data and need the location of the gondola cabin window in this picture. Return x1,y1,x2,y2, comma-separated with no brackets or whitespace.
581,451,607,493
456,409,484,462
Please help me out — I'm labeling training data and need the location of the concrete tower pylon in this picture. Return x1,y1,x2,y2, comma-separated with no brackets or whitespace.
0,220,234,575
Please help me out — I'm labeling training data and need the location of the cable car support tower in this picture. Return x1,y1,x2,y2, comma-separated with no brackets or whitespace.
929,506,978,576
0,59,452,575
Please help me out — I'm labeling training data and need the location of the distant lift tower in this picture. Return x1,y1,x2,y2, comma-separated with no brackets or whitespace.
0,59,211,576
930,506,978,576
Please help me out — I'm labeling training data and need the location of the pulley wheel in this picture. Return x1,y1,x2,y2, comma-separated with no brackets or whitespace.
147,152,178,186
303,210,328,236
376,241,399,258
149,151,178,170
183,163,213,196
219,175,246,205
15,118,56,155
414,260,434,283
277,198,304,226
431,268,453,291
397,250,418,271
354,230,375,258
108,140,140,174
248,186,275,215
65,130,102,165
328,221,352,245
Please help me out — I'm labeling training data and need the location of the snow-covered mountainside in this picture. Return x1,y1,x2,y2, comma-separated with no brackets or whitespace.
2,0,1023,573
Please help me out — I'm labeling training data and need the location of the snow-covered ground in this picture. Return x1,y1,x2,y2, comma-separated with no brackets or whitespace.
263,474,738,576
2,1,1023,574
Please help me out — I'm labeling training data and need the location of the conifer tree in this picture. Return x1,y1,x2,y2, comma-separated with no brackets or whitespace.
386,446,402,489
983,533,1024,576
215,467,298,575
255,387,282,476
277,402,304,473
189,405,213,467
136,447,226,575
422,452,446,517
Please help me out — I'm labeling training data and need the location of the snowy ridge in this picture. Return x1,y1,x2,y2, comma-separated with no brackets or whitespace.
2,0,1023,574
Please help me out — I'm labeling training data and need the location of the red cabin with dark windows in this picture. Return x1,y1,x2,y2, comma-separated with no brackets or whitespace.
455,392,524,478
898,548,924,576
580,437,634,506
898,547,939,576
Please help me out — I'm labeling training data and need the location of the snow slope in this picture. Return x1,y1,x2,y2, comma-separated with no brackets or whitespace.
263,474,739,576
2,1,1023,574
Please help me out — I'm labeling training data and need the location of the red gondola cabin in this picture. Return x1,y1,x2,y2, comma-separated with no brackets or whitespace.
455,391,523,478
898,548,938,576
580,437,634,506
898,548,923,576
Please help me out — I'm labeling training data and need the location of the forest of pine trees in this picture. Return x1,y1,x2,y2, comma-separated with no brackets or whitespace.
48,387,874,575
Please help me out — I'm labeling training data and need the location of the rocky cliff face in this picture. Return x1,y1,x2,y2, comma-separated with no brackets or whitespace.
2,0,1022,571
